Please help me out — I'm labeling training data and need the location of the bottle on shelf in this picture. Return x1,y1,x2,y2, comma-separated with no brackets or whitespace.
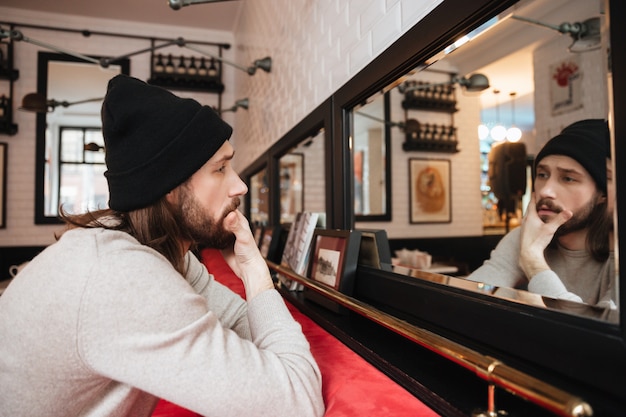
176,55,187,75
187,56,198,76
198,57,208,77
207,58,218,77
153,54,165,74
164,54,175,74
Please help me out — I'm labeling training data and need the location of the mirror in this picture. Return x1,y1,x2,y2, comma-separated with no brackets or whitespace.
353,91,391,221
347,0,616,321
35,52,129,224
249,167,269,225
279,128,326,224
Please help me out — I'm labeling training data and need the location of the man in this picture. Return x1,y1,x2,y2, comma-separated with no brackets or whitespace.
0,75,325,417
468,119,615,308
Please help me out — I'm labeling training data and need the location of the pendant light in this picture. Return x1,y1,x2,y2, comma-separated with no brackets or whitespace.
490,89,507,142
506,92,522,142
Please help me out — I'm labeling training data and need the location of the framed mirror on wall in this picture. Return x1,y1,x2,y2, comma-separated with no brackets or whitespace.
353,91,392,221
242,99,333,230
34,52,130,224
331,0,625,411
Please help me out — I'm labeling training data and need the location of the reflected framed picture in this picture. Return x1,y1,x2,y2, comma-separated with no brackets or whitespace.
259,225,281,262
279,153,304,224
0,142,6,229
409,158,451,224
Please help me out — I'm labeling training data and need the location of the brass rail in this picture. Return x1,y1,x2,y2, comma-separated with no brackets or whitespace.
267,260,593,417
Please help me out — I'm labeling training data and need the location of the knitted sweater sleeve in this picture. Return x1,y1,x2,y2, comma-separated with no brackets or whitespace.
78,236,324,417
466,228,527,289
184,252,251,339
467,229,584,302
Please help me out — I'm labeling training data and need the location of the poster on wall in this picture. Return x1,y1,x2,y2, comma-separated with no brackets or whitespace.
550,55,582,116
409,158,451,224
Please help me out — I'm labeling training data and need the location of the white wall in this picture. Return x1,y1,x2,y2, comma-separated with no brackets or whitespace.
1,1,446,249
230,0,444,170
0,6,235,247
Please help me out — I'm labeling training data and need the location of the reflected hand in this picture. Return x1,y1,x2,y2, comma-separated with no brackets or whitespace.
221,210,274,299
518,194,572,279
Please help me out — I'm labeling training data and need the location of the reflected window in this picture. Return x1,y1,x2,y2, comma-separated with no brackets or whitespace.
47,127,107,215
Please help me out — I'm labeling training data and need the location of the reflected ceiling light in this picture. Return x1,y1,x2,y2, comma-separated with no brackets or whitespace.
398,73,490,94
219,98,249,114
506,92,522,142
511,15,601,53
168,0,236,10
19,92,103,113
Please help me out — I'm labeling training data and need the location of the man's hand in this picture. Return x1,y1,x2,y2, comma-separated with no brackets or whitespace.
221,210,275,299
518,195,572,279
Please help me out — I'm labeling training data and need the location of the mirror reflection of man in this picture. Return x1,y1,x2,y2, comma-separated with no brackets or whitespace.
468,119,615,309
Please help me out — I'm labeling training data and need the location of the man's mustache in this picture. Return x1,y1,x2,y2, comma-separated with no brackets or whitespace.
536,198,563,213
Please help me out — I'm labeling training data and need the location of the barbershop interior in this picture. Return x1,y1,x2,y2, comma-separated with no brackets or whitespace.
0,0,624,416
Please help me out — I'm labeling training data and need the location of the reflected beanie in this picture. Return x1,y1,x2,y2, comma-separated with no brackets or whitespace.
102,74,232,211
534,119,610,192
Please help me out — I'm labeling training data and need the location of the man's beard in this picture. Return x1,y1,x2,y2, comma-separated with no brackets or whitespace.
536,195,598,237
175,184,240,249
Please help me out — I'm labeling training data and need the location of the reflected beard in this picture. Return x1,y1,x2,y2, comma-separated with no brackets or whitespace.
177,186,240,249
536,197,596,237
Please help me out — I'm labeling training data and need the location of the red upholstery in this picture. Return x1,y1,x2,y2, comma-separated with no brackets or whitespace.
152,249,438,416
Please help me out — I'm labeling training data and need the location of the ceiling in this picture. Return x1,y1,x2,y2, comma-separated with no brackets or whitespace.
0,0,243,32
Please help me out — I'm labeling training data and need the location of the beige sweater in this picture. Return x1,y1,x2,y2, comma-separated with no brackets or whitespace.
0,228,324,417
468,227,616,308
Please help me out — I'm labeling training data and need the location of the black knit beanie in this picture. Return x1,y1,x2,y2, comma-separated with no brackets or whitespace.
102,74,232,211
534,119,610,192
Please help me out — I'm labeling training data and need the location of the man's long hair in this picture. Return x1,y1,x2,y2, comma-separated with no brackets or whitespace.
585,196,612,262
59,196,190,274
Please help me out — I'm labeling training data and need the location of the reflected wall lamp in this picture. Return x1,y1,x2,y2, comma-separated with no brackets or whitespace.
355,111,406,129
219,98,249,113
19,92,103,113
169,0,237,10
511,15,601,52
398,73,490,94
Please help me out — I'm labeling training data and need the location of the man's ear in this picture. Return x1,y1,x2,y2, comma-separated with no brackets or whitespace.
165,188,178,205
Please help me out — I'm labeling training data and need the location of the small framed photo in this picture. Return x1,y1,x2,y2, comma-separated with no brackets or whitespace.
259,225,281,262
409,158,451,224
307,229,361,294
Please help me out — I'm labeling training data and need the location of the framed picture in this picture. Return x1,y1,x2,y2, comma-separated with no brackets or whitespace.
305,229,361,313
259,225,281,262
0,143,6,229
409,158,451,224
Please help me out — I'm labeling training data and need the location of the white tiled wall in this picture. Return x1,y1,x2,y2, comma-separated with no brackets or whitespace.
0,7,235,247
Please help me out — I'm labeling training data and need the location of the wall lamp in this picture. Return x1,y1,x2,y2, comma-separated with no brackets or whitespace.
19,92,103,113
511,15,601,53
168,0,237,10
1,28,271,76
219,98,249,114
184,43,271,75
398,73,490,94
